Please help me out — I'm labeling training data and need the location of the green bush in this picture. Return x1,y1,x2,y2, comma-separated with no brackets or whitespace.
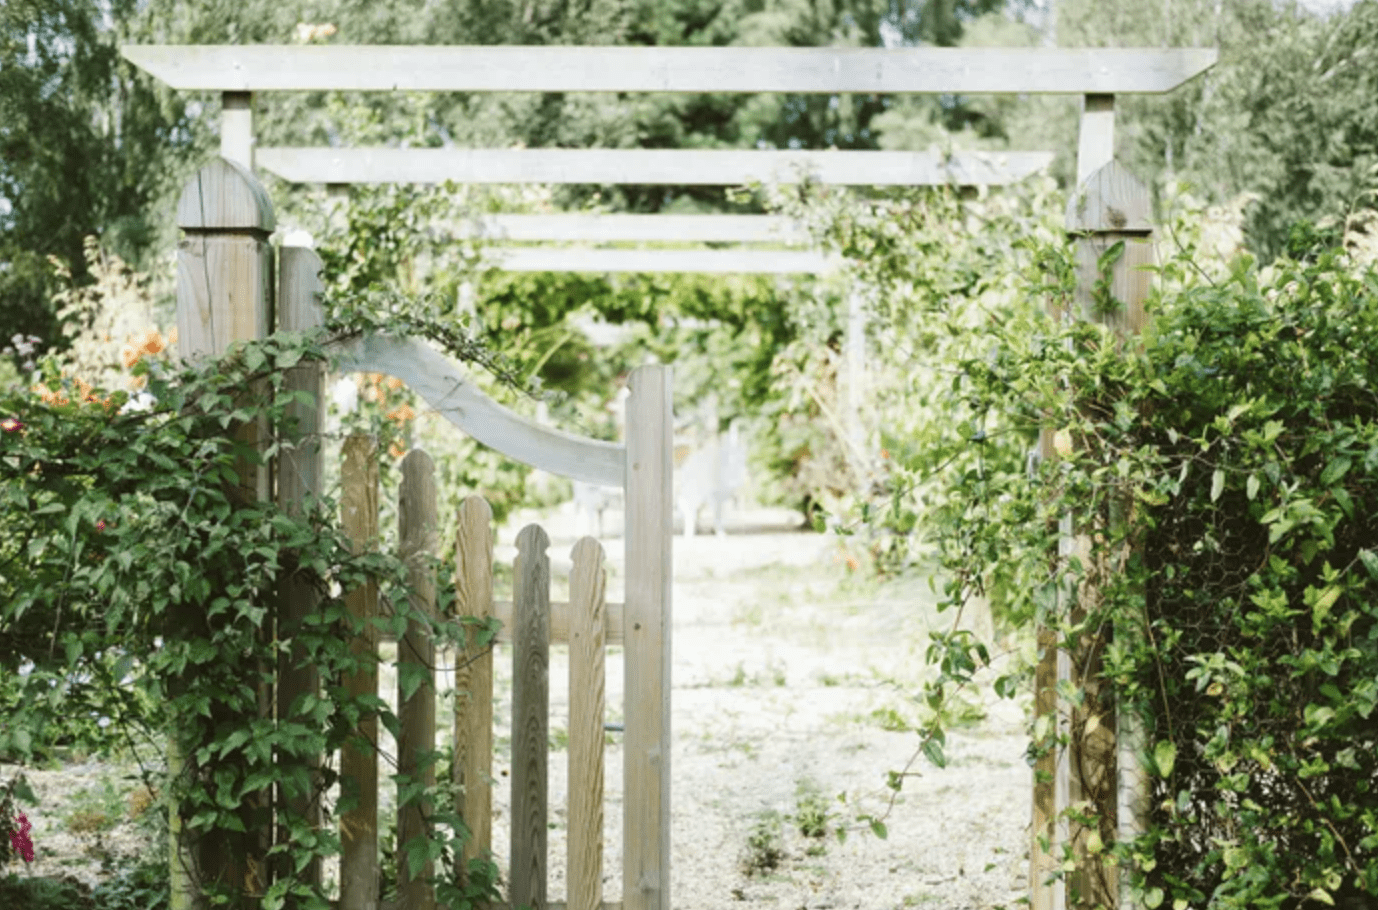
931,237,1378,909
1,327,504,909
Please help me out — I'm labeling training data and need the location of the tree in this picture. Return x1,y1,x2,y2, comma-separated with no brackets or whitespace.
0,0,208,358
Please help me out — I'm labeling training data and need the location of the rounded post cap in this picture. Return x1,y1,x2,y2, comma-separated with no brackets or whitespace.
177,157,276,233
1065,160,1152,234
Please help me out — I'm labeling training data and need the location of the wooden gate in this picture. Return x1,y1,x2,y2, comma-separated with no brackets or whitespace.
171,158,672,910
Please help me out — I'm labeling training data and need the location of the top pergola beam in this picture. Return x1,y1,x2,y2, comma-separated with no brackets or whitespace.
121,45,1218,95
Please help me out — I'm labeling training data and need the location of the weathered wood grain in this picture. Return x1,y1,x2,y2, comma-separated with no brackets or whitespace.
454,495,496,882
456,214,810,244
568,538,608,910
482,246,836,275
256,147,1053,186
328,333,624,488
123,45,1217,94
170,157,277,909
397,449,438,908
340,435,381,910
623,365,673,910
511,525,552,910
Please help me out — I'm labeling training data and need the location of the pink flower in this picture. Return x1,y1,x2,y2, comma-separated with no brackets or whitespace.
0,417,20,432
9,813,34,863
95,520,105,532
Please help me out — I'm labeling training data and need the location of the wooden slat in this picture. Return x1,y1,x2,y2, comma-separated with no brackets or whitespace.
500,599,622,647
623,364,674,910
458,214,810,244
397,449,438,908
122,45,1217,94
275,244,326,892
257,147,1054,186
568,538,608,910
484,247,835,275
453,495,495,875
328,333,625,488
339,435,380,910
378,599,626,646
511,525,551,910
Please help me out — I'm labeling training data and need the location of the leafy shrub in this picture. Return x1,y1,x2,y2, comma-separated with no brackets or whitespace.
926,235,1378,908
1,326,504,908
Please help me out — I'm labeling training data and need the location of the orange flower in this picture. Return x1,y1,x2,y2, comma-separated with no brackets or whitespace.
388,440,407,459
140,329,165,356
385,404,415,424
385,377,403,391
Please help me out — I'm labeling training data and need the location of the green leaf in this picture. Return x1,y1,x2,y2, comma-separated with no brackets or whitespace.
1320,456,1351,486
1312,585,1342,627
1154,741,1177,779
1145,887,1165,909
1096,240,1126,273
869,819,888,840
1211,469,1225,502
922,738,947,769
1359,549,1378,581
1306,889,1334,906
1246,474,1259,501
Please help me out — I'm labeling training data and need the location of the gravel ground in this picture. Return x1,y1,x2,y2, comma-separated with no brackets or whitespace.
3,504,1034,910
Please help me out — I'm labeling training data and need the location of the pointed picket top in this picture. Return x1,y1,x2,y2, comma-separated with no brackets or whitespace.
1065,160,1152,234
177,157,276,233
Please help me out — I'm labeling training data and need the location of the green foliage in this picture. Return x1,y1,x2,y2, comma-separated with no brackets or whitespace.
1055,0,1378,262
884,221,1378,906
741,809,786,876
89,855,172,910
791,779,837,851
0,324,504,908
0,873,97,909
0,0,208,355
766,175,1067,573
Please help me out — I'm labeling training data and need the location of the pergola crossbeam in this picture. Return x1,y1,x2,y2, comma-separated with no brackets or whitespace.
259,148,1054,186
121,45,1218,95
458,214,810,244
480,247,835,274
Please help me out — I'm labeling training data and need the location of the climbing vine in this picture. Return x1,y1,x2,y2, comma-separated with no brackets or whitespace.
774,172,1378,909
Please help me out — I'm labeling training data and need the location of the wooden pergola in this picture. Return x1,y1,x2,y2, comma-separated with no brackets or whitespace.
125,42,1217,910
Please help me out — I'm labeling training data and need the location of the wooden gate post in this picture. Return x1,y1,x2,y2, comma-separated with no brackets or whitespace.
275,244,326,892
624,364,673,910
1036,161,1154,910
171,156,276,908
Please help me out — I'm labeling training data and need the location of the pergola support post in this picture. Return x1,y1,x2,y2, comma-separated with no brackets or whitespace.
221,91,253,168
1034,159,1154,910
